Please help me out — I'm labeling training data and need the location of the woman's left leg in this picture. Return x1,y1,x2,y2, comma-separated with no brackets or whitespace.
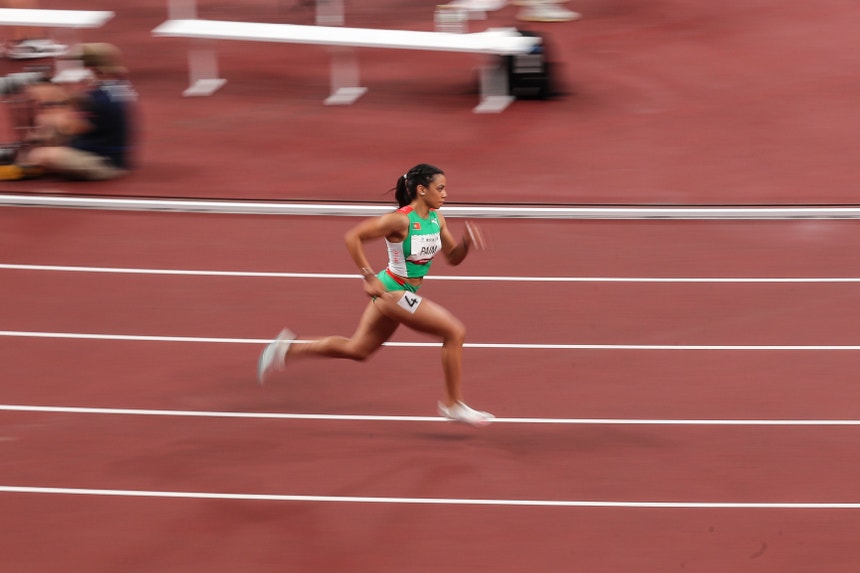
372,291,471,407
371,291,493,426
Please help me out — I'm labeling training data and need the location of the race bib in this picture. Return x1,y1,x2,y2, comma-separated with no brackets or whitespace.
397,291,423,314
409,233,440,262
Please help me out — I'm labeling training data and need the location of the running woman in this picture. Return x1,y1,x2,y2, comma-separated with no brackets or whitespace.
257,163,494,427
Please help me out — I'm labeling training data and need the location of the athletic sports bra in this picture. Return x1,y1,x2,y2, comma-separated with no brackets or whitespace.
384,206,442,279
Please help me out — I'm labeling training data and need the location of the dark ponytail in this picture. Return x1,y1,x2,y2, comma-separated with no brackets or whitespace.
391,163,444,207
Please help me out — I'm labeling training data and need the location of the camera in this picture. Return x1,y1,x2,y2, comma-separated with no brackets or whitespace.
0,66,51,96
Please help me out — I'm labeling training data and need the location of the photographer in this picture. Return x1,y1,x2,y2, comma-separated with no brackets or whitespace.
1,43,137,181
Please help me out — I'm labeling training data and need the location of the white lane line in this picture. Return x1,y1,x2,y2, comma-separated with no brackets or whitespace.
2,263,860,283
0,263,357,280
1,485,859,508
4,194,860,219
0,330,267,344
3,404,860,426
2,330,860,350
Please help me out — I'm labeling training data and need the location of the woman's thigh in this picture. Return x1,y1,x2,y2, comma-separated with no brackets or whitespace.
347,300,401,355
374,290,464,339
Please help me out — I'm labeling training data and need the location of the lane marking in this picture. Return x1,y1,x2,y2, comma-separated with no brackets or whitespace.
3,404,860,426
0,263,357,280
2,330,860,350
2,263,860,283
2,485,860,508
4,194,860,219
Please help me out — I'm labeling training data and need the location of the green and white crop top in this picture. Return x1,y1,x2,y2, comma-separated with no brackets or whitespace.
385,206,442,279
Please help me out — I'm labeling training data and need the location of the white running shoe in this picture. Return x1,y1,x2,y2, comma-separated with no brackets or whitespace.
6,39,68,60
517,4,581,22
446,0,507,11
257,328,295,384
511,0,570,5
438,401,495,427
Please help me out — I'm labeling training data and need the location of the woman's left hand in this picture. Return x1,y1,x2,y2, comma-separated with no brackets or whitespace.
362,276,387,298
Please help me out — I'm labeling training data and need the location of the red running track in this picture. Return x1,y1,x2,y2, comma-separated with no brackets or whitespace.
3,206,860,571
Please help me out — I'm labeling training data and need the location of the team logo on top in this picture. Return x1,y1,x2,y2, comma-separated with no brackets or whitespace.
412,222,421,230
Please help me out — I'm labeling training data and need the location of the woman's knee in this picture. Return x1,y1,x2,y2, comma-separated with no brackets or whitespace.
348,346,376,362
341,339,382,362
444,319,466,345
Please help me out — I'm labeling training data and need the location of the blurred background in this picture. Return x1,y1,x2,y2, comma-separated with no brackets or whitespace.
0,0,856,206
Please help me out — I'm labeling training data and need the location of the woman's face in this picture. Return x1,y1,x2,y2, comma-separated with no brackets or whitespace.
419,174,447,209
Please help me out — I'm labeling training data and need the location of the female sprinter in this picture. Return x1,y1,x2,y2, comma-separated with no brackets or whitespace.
257,163,493,427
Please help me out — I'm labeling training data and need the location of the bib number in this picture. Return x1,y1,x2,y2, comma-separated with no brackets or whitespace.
397,291,422,314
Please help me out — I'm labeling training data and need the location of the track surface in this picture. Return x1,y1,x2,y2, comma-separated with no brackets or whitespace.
3,208,860,571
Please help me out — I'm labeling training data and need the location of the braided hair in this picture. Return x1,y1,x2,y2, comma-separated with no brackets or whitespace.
392,163,445,207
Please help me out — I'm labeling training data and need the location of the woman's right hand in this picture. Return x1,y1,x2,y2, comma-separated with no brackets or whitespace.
464,221,487,251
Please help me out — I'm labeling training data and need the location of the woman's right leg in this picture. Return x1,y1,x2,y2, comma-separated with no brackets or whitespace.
288,299,399,362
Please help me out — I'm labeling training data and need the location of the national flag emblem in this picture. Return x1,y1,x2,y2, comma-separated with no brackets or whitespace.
412,222,421,230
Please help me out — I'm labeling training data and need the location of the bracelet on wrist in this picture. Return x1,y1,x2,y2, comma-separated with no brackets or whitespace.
360,267,375,279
